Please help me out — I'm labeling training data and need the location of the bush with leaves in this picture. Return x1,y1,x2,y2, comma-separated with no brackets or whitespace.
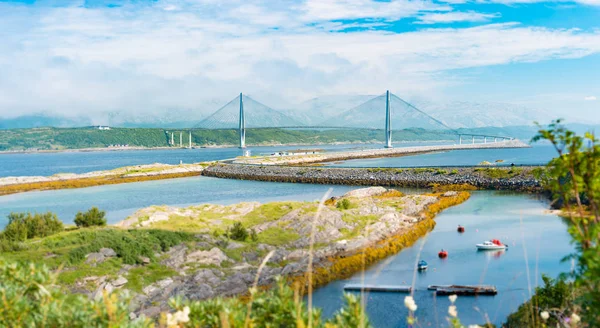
1,212,63,242
74,207,107,227
336,198,352,210
505,275,575,327
225,222,248,241
531,119,598,325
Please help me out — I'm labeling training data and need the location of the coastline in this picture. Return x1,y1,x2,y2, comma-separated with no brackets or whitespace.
0,139,455,155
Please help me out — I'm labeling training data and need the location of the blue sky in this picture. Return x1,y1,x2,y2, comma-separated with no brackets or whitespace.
0,0,598,123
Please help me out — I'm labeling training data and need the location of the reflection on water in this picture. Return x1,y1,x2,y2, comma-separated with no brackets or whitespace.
311,191,572,327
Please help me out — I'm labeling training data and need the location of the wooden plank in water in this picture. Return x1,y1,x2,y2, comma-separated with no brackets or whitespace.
343,284,412,293
427,285,497,295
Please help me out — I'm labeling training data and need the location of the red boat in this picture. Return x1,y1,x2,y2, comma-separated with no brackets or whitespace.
457,225,465,233
438,249,448,258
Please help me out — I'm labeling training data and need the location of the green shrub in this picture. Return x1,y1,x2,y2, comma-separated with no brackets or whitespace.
336,199,352,210
226,222,248,241
504,275,574,327
62,229,195,265
250,229,258,242
74,207,106,227
1,212,63,242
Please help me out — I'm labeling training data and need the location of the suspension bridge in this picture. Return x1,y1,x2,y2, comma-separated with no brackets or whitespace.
194,91,514,148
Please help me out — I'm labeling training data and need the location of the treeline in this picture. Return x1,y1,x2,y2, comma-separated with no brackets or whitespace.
0,127,458,151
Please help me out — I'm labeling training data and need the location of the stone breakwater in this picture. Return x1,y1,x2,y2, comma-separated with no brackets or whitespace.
204,164,542,191
233,139,530,166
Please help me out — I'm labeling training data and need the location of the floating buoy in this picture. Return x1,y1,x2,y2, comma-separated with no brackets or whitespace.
438,249,448,258
457,225,465,233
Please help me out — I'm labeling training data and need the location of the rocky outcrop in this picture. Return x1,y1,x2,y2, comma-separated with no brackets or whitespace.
79,187,469,318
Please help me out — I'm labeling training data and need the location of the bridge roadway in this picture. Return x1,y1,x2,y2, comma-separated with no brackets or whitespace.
231,139,529,166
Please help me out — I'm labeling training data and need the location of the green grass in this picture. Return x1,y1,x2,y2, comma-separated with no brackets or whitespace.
126,263,178,292
338,214,378,240
58,258,124,286
243,202,303,227
257,227,300,246
474,167,523,179
0,227,196,276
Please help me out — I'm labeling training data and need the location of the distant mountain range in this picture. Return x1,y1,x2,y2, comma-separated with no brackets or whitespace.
0,94,587,131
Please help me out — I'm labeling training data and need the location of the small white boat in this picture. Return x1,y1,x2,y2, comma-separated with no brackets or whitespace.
476,240,508,250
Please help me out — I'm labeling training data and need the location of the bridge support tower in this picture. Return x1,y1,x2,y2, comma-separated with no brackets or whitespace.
239,93,246,149
385,90,392,148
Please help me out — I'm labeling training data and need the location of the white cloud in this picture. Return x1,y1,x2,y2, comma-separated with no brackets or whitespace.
416,11,500,24
0,0,599,120
584,96,597,101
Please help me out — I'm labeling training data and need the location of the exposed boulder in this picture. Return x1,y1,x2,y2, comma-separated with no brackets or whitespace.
112,276,128,288
342,187,387,198
186,248,230,266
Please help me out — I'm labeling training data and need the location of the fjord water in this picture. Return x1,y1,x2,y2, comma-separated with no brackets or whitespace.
327,144,556,167
311,191,572,327
0,141,452,177
0,143,381,177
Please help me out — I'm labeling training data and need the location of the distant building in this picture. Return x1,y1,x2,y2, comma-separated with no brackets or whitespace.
95,126,111,130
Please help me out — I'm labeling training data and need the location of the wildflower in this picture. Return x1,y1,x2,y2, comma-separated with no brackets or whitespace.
448,305,458,318
570,313,581,324
448,294,457,303
404,296,417,312
540,311,550,321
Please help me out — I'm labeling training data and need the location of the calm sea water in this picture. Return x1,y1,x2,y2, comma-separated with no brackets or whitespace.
327,144,556,167
311,191,572,327
0,141,450,177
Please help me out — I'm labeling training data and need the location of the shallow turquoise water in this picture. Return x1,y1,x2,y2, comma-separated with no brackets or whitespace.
311,191,572,327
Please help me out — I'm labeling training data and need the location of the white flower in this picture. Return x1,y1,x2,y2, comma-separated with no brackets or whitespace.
167,307,191,327
404,296,418,312
448,305,458,318
468,325,482,328
570,313,581,324
166,313,177,327
540,311,550,321
448,294,457,303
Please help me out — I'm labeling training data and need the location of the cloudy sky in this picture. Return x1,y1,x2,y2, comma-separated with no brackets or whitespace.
0,0,599,123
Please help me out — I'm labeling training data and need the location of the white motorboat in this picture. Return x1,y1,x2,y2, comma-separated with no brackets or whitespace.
476,240,508,250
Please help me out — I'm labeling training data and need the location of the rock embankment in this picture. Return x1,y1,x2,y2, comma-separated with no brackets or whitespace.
233,139,530,166
204,164,542,191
